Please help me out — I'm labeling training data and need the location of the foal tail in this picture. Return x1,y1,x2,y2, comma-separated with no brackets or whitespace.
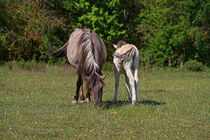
48,42,68,58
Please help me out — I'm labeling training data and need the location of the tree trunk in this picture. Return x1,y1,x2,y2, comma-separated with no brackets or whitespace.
180,61,184,70
168,57,172,67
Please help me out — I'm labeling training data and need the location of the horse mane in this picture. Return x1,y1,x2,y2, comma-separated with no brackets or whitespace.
80,29,100,77
79,29,104,91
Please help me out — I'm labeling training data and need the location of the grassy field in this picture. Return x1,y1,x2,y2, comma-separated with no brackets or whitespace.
0,62,209,139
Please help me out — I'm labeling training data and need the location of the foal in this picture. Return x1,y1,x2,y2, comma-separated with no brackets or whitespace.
113,41,139,105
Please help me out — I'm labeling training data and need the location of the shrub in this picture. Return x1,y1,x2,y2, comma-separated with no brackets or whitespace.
184,60,205,71
103,62,114,72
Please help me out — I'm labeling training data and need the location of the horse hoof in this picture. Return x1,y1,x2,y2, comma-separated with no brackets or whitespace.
80,100,85,103
72,100,78,104
132,101,137,105
113,100,117,104
85,98,90,103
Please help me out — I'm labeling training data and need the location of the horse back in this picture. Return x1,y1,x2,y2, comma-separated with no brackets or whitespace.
91,31,107,68
113,44,139,72
66,29,106,71
115,44,138,55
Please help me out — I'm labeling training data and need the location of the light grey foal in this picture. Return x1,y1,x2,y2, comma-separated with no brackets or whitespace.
113,41,139,105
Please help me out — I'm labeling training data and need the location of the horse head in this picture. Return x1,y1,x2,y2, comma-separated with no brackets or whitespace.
86,72,106,106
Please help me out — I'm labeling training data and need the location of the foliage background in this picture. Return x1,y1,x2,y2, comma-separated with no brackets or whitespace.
0,0,209,67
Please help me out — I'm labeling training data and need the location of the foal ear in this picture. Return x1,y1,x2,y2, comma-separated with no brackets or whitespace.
113,44,118,49
101,75,107,80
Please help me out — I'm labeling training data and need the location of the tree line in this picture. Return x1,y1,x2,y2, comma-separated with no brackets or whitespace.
0,0,209,67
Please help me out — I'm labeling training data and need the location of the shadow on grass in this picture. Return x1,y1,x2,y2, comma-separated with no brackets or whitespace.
140,100,166,106
102,99,166,110
102,100,129,109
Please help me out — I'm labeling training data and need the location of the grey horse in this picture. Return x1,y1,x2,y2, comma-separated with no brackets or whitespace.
50,28,107,106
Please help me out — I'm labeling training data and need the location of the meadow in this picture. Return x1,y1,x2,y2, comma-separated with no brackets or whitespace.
0,62,209,139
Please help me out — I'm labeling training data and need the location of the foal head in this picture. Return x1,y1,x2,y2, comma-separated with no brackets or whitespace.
113,40,127,49
86,72,106,106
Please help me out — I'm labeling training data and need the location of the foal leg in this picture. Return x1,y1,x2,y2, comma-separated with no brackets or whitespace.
134,67,139,103
72,74,82,104
133,54,139,103
124,73,132,102
113,67,120,102
124,65,137,105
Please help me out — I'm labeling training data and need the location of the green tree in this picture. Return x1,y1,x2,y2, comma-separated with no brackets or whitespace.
0,0,65,61
0,0,209,67
137,0,209,67
63,0,142,61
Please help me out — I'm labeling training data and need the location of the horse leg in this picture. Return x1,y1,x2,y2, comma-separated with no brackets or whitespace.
134,67,139,103
113,66,120,103
133,53,139,103
124,73,132,102
124,65,137,105
79,79,85,103
85,88,91,103
72,74,82,104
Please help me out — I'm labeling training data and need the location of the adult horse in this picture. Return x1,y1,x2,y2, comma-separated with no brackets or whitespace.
50,28,107,106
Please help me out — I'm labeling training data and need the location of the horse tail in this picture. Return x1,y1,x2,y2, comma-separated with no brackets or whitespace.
48,42,68,58
125,47,139,67
132,47,139,67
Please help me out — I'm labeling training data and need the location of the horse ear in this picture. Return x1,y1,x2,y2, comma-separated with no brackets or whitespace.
101,75,107,80
113,44,118,49
95,72,107,80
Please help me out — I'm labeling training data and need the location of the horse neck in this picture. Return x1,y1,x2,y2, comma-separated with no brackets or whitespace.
84,62,101,78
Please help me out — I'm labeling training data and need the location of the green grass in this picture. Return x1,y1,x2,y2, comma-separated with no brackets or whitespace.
0,63,209,139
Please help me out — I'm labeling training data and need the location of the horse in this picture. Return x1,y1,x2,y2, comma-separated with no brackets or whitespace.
50,28,107,106
112,41,139,105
